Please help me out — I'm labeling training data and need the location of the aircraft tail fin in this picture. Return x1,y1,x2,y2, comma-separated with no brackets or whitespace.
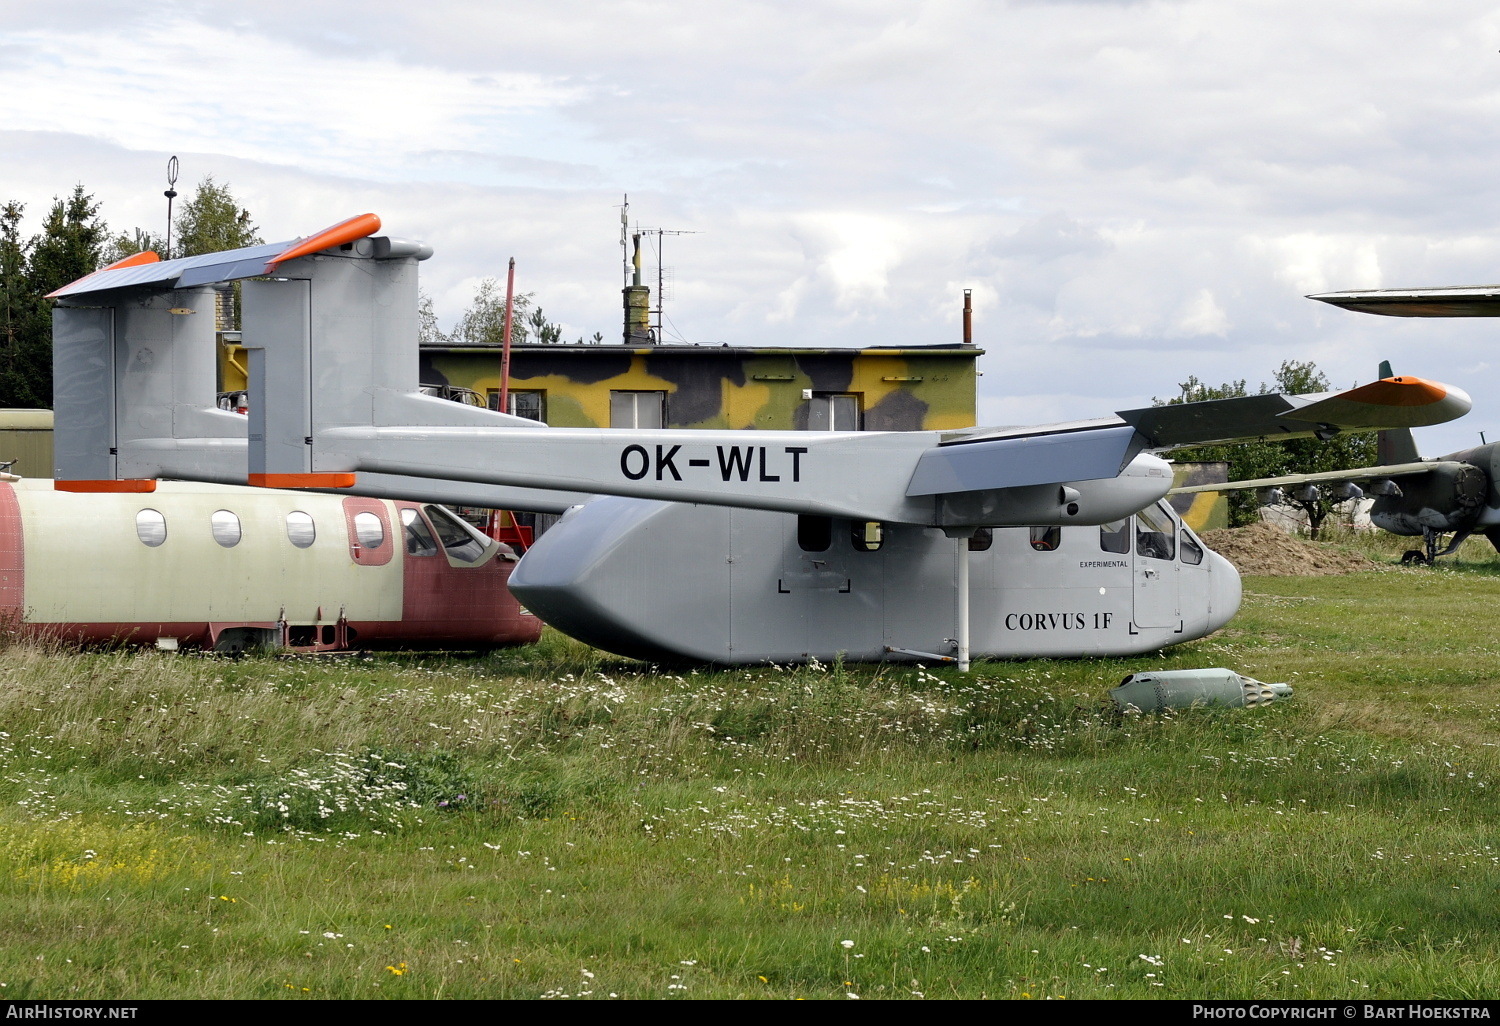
1377,428,1420,466
1373,362,1420,465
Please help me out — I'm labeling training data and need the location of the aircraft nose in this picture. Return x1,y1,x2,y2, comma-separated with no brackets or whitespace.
1208,549,1242,629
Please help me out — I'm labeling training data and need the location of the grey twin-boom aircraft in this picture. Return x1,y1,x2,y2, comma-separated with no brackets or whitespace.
45,214,1474,665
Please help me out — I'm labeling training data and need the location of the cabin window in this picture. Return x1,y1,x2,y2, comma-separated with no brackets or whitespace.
400,507,439,557
852,521,883,552
285,511,316,549
1181,529,1204,565
1029,526,1061,552
797,514,832,552
210,510,241,548
425,505,489,564
1135,501,1177,561
610,390,665,429
802,393,861,431
353,511,385,549
1099,518,1131,554
968,528,993,552
135,509,167,547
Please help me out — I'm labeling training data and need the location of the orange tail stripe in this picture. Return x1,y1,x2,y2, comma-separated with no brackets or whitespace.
248,473,358,489
266,213,382,269
1340,376,1448,407
54,479,158,493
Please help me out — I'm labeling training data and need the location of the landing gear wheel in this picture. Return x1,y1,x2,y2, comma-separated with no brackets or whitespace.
1401,550,1429,565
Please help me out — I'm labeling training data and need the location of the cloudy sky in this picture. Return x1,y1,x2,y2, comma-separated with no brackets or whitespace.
5,0,1500,452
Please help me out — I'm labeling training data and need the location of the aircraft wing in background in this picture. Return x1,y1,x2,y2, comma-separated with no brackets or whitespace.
1169,461,1467,497
1309,286,1500,318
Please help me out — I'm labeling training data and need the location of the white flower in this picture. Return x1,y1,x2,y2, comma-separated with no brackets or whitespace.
840,940,855,949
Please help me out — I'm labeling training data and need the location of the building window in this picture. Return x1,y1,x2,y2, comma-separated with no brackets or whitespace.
285,511,316,548
136,509,167,547
488,389,546,422
804,393,860,431
1029,526,1061,552
610,390,665,428
210,510,242,548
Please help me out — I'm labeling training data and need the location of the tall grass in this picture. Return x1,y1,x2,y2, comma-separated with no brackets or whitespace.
4,564,1500,998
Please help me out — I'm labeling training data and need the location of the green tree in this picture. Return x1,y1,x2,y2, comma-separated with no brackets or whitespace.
0,187,109,408
103,227,168,264
417,290,444,346
174,176,261,258
1164,360,1376,537
448,279,535,346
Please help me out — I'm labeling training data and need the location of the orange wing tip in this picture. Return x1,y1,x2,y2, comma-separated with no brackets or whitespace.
249,472,358,489
54,479,158,493
266,213,382,269
1341,376,1449,408
45,250,163,299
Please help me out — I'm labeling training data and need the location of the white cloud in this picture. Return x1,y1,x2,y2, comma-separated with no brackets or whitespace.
6,1,1500,451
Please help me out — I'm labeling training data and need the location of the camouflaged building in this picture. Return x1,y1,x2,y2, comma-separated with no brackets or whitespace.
413,342,983,432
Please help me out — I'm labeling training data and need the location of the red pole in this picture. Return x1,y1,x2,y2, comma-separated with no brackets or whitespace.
499,257,516,414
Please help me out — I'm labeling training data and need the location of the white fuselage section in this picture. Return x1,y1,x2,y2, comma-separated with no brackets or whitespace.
509,496,1241,665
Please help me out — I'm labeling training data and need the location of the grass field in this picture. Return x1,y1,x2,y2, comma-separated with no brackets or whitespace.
4,549,1500,999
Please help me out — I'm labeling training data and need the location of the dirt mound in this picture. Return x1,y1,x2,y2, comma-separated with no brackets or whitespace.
1201,522,1376,577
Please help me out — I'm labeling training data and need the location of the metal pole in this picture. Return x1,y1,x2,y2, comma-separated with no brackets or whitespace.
499,257,516,414
963,288,972,345
164,156,179,258
957,535,971,673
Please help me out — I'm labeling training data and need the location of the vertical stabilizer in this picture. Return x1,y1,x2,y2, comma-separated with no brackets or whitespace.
1374,362,1420,465
1377,428,1420,465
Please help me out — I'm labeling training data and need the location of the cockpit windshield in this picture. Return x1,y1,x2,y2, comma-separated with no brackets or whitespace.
424,506,492,565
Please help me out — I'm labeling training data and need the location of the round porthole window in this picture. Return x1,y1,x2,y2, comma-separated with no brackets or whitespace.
353,510,384,548
135,509,167,547
210,509,242,547
285,511,316,548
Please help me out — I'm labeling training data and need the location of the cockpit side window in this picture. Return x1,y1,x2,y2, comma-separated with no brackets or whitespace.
424,505,491,565
1181,527,1204,565
400,507,439,557
1135,501,1177,561
1099,518,1131,554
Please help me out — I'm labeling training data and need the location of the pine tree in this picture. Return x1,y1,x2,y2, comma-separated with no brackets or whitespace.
0,187,108,408
174,176,261,258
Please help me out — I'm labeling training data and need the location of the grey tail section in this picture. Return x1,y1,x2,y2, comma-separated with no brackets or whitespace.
1377,428,1419,466
1375,361,1419,466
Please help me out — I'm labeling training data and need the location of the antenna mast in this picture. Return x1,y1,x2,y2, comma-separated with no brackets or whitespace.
639,226,697,342
163,156,179,258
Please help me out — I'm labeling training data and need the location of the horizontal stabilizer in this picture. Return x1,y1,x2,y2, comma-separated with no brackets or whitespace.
907,424,1138,496
1309,286,1500,317
46,214,393,299
1169,460,1460,495
1118,376,1470,447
